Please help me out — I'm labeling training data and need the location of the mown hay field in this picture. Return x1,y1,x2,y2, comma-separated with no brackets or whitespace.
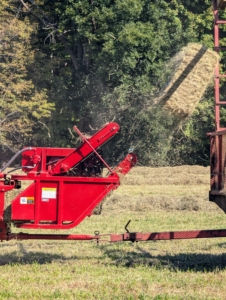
1,166,226,299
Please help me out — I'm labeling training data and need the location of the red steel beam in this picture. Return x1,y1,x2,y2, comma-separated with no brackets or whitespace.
216,20,226,24
3,229,226,242
8,233,100,241
51,122,120,175
6,229,226,242
214,0,221,130
110,230,226,242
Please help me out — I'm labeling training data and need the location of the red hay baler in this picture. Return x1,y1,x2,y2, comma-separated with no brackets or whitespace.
0,122,137,242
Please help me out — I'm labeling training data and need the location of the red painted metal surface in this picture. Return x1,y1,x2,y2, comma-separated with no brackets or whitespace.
72,125,113,173
213,0,226,131
2,226,226,243
110,230,226,242
8,233,100,241
51,122,120,175
209,1,226,212
10,153,136,229
0,122,137,230
0,222,100,241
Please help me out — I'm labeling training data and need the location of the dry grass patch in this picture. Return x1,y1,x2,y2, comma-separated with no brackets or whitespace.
0,211,226,299
103,165,220,214
0,165,226,299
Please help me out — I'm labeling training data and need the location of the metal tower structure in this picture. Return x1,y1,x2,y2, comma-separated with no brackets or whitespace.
209,0,226,212
214,0,226,130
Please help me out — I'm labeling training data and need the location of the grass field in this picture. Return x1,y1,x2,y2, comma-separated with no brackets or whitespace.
1,166,226,299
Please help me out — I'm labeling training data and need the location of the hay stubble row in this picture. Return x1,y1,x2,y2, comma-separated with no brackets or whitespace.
1,166,226,299
103,165,222,214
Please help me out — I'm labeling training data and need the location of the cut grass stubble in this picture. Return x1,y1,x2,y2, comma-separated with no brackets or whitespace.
0,165,226,299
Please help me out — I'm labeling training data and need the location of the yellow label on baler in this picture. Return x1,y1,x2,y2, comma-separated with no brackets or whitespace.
42,188,57,199
20,197,34,204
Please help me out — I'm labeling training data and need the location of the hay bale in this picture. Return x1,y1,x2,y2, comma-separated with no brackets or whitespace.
155,43,219,118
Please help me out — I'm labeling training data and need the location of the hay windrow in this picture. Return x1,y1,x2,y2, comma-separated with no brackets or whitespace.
155,43,219,118
101,165,222,214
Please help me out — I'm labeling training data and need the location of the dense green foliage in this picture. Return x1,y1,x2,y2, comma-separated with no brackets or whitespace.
0,0,224,165
0,0,54,158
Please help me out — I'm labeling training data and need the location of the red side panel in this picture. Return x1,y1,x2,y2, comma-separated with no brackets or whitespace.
11,183,35,220
10,146,137,229
11,177,120,229
12,182,58,222
62,182,113,221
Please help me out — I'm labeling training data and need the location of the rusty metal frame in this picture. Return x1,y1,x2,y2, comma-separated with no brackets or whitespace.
213,0,226,131
209,1,226,213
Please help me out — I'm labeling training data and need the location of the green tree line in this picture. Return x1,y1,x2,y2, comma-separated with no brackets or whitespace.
0,0,224,166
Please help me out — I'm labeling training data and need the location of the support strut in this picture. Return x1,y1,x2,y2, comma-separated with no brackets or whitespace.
8,233,100,241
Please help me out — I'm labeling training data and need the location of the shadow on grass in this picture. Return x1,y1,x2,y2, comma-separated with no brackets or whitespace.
99,244,226,272
2,241,226,270
215,242,226,249
0,251,65,265
0,241,103,266
0,243,78,265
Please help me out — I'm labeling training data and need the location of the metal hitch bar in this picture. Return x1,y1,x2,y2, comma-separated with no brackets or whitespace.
3,229,226,243
110,229,226,242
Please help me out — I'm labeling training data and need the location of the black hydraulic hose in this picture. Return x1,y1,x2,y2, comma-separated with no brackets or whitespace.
0,147,34,172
